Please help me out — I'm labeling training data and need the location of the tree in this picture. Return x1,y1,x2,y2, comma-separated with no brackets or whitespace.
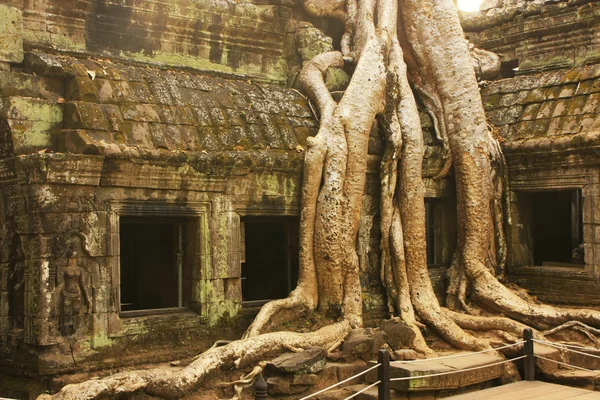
40,0,600,398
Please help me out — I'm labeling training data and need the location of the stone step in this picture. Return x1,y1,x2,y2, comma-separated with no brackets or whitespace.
545,370,600,391
365,352,507,391
534,342,600,374
559,345,600,371
534,343,563,375
534,342,600,391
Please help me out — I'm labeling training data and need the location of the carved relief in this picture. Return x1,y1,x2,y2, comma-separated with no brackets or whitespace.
54,235,91,337
8,236,25,329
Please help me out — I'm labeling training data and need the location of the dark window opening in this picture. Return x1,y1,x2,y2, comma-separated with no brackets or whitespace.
531,190,583,266
499,59,519,79
241,217,299,304
425,200,436,265
326,18,345,52
120,216,189,312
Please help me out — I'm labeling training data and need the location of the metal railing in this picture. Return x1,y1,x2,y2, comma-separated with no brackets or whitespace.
253,331,533,399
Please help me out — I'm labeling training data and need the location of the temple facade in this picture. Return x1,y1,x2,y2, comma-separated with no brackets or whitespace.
0,0,599,397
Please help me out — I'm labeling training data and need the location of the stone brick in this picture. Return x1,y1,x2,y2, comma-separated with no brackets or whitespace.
551,99,569,118
580,116,597,131
64,102,109,131
523,88,546,104
498,92,519,108
4,119,59,154
121,104,161,123
530,119,550,137
568,95,589,115
578,79,600,94
102,104,125,132
583,93,600,114
0,5,23,63
129,82,154,103
66,77,99,102
0,72,63,100
520,103,542,121
593,225,600,245
536,101,556,119
558,83,578,98
0,97,63,123
223,278,241,302
560,115,581,135
547,116,566,136
126,122,154,147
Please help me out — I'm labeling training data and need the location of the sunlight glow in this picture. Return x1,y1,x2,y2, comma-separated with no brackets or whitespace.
457,0,483,12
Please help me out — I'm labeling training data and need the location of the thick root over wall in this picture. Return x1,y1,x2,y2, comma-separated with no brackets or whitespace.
40,0,600,398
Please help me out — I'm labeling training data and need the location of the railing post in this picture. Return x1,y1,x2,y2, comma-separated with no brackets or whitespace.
523,328,535,381
378,349,390,400
254,372,268,399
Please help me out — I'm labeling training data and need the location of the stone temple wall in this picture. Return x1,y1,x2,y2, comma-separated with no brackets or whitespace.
0,0,293,81
467,0,600,304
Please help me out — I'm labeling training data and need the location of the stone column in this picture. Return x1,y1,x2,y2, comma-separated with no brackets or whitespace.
202,195,241,324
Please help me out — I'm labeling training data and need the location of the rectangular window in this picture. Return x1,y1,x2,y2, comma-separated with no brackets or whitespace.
119,216,189,313
240,217,299,306
531,190,583,266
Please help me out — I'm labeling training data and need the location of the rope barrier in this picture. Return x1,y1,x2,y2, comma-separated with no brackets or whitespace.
535,355,600,375
533,339,600,359
391,341,525,364
298,362,381,400
298,341,526,399
342,380,381,400
389,355,526,382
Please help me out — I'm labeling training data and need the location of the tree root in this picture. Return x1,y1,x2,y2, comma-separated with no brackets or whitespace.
219,361,267,400
445,308,541,341
40,322,352,400
544,321,600,347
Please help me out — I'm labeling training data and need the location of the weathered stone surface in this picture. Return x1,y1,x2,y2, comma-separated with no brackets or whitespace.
463,1,600,74
292,373,318,386
295,23,333,62
392,349,419,361
379,318,416,351
266,376,310,395
341,328,389,362
366,353,506,392
0,5,23,63
342,330,375,362
11,0,291,80
267,348,326,374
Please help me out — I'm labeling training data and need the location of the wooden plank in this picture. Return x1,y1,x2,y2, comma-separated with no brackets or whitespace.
527,386,597,400
482,382,571,400
444,381,545,399
445,381,600,400
565,393,600,399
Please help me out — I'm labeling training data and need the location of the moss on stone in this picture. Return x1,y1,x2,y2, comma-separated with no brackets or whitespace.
120,50,286,82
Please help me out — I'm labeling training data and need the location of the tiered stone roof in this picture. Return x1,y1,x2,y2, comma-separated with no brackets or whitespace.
482,64,600,154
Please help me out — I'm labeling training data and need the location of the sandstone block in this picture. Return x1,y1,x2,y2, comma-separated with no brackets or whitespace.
0,5,23,63
380,318,416,351
267,347,326,374
266,376,309,395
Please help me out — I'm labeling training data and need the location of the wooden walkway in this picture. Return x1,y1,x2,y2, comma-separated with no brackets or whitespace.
445,381,600,399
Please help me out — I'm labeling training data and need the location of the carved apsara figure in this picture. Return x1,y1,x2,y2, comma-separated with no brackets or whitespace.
56,246,90,337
